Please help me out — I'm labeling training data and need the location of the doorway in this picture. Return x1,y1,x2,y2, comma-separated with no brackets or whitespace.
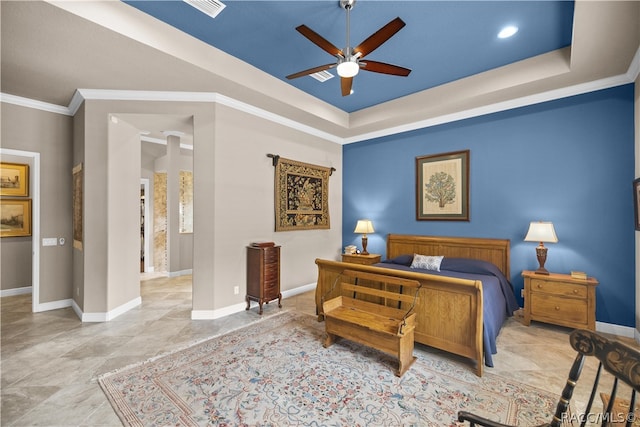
140,179,150,273
0,148,40,312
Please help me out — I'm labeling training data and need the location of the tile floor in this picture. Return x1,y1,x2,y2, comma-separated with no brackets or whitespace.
1,275,637,426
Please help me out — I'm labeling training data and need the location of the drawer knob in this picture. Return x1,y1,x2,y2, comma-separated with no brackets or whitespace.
555,306,560,311
573,289,578,294
537,284,542,289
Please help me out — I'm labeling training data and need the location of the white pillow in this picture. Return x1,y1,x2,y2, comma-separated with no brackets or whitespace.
410,254,444,271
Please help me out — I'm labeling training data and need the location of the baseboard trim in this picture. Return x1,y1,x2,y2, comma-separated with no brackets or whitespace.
596,321,635,339
0,286,33,297
168,269,193,278
191,282,316,320
76,296,142,322
281,282,316,298
35,298,73,313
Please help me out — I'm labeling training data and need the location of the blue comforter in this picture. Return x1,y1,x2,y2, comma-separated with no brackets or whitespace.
375,255,519,368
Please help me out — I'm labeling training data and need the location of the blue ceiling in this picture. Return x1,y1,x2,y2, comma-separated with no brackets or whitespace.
124,1,574,113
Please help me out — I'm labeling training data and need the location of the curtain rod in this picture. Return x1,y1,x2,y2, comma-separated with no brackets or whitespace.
266,153,336,176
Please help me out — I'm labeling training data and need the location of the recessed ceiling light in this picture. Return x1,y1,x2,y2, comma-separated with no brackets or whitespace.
498,25,518,39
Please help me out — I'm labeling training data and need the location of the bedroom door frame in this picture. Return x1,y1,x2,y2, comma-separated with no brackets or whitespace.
0,148,40,312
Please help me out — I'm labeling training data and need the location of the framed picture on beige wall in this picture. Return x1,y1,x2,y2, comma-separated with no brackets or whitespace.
416,150,469,221
0,162,29,197
1,198,32,237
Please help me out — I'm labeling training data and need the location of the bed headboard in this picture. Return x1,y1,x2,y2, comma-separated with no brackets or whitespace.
386,234,511,278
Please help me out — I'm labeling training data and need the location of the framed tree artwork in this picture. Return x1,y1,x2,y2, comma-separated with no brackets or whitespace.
416,150,469,221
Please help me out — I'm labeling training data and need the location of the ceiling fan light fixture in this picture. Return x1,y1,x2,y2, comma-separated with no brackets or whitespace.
287,0,409,94
337,60,359,78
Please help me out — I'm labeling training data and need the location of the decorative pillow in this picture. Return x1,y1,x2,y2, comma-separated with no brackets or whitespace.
410,254,444,271
382,254,414,266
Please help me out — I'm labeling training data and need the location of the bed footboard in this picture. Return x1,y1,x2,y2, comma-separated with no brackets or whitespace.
315,259,484,376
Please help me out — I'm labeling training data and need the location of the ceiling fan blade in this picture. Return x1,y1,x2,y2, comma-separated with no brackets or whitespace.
341,77,353,97
361,60,411,76
296,25,344,58
353,17,405,58
286,63,335,80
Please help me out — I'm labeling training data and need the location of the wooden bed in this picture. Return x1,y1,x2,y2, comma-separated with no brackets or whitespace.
315,234,511,377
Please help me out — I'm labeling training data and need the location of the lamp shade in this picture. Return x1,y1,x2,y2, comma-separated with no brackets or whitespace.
524,221,558,243
354,219,374,234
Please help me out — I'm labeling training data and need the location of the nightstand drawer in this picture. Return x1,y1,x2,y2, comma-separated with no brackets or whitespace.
341,253,381,265
530,279,587,298
522,270,598,330
530,294,588,324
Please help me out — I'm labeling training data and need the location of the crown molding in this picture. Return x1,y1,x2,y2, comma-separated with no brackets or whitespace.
75,89,344,144
627,45,640,82
2,48,638,146
212,93,343,144
343,70,636,144
0,93,72,116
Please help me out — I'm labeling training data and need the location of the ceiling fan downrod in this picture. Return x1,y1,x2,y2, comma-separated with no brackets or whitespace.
342,0,354,57
338,0,359,77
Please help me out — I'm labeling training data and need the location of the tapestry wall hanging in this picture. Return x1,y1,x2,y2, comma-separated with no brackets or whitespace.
273,156,331,231
72,163,83,249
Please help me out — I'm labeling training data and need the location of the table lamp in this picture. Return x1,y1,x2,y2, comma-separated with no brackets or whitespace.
354,219,374,255
524,221,558,275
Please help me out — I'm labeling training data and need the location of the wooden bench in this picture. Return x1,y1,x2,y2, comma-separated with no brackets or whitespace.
322,270,421,377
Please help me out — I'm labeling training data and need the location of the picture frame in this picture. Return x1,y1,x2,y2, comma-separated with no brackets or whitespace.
0,162,29,197
1,198,32,237
633,178,640,231
416,150,469,221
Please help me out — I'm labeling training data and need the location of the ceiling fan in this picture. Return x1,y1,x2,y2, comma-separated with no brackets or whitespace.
286,0,411,97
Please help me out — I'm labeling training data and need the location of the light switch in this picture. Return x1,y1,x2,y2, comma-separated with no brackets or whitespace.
42,238,57,247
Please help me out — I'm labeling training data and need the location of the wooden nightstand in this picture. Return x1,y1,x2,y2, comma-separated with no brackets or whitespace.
341,253,381,265
522,270,598,330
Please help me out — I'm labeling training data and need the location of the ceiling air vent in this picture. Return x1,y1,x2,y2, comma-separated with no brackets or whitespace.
310,70,335,82
183,0,226,19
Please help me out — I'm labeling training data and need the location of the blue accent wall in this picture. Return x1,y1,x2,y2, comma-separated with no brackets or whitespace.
343,84,635,327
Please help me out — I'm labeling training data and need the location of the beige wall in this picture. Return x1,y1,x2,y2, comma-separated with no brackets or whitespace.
72,104,86,310
74,98,341,316
107,115,142,309
2,96,342,317
212,104,342,308
1,103,73,303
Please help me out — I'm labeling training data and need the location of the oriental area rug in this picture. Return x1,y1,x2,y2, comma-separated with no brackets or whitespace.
99,311,559,426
